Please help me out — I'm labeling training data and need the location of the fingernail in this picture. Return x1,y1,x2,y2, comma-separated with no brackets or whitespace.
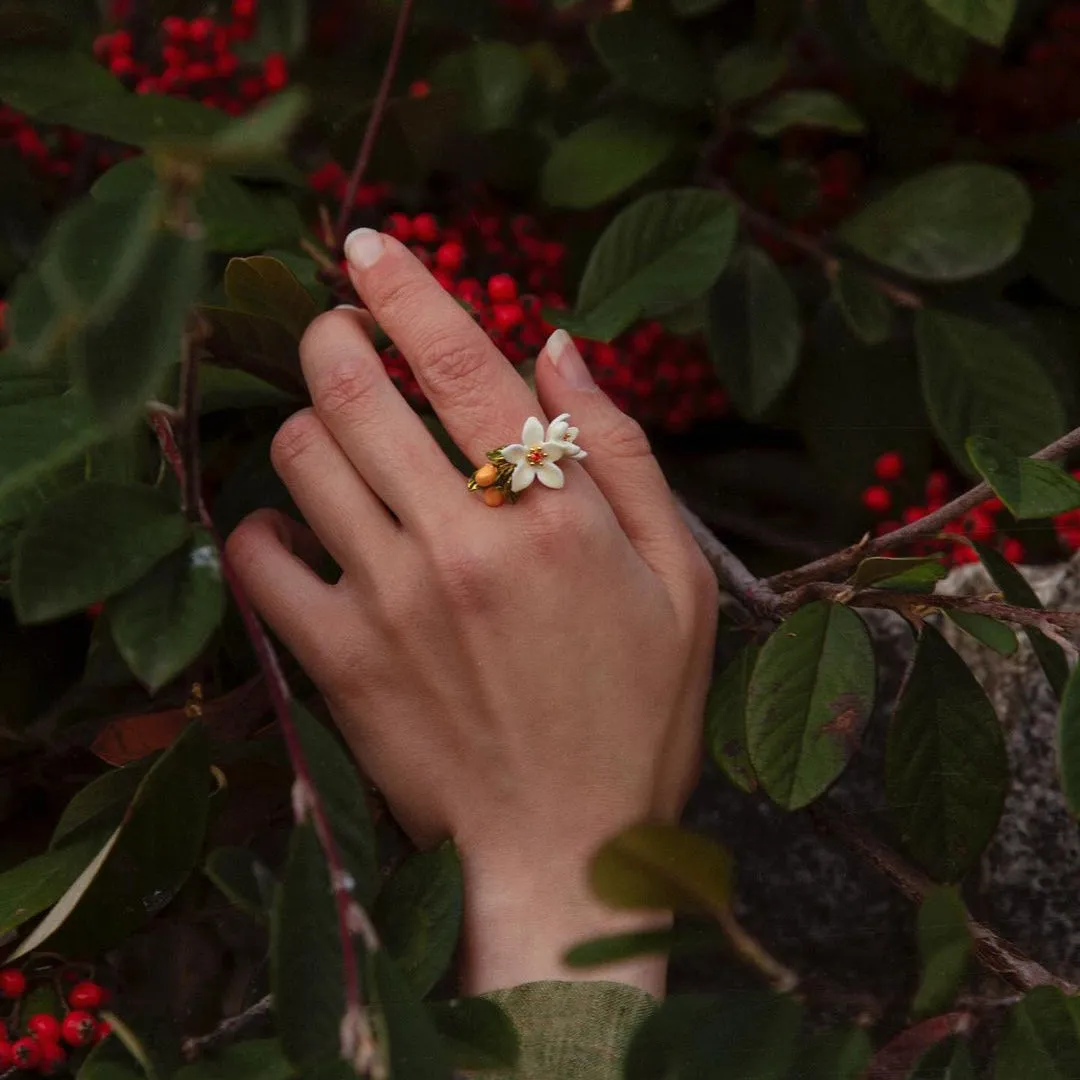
546,329,595,390
344,228,384,269
334,303,363,312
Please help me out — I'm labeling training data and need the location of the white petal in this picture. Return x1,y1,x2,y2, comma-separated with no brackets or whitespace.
535,461,565,488
511,462,536,492
547,419,569,442
540,440,566,461
521,416,545,445
501,444,526,465
569,447,587,459
564,426,579,441
552,412,571,425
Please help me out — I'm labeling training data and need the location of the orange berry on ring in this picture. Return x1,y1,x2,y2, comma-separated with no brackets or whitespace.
483,488,505,507
474,464,498,488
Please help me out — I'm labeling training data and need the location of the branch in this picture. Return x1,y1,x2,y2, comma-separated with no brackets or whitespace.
334,0,416,248
767,424,1080,593
181,995,272,1062
149,411,384,1077
810,806,1078,995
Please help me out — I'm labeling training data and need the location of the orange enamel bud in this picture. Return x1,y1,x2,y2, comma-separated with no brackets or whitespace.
474,463,499,487
482,488,505,507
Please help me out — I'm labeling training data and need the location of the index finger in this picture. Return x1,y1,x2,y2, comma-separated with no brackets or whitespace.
342,228,543,465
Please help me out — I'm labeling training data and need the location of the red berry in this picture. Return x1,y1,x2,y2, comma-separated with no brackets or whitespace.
1003,538,1025,563
264,53,289,91
189,16,215,42
232,0,257,16
0,1042,11,1069
67,981,107,1010
926,470,950,501
37,1040,66,1075
0,969,26,998
434,241,464,271
61,1011,97,1049
862,485,892,513
487,273,517,302
162,15,188,40
408,79,431,99
412,213,439,244
902,506,926,525
492,303,524,332
27,1015,61,1043
874,450,904,481
385,212,413,242
92,1019,112,1045
10,1038,40,1069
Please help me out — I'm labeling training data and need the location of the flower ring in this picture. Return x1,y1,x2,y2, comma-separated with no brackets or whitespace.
467,414,587,507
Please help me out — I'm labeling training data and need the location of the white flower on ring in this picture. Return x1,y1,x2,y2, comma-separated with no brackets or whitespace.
546,413,587,460
501,416,569,492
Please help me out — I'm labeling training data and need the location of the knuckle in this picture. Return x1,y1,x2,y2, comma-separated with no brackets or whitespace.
420,332,488,396
603,413,653,460
314,361,381,420
369,273,423,321
270,410,324,475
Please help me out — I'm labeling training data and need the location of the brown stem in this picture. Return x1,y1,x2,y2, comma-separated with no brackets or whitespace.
714,907,799,993
181,995,272,1062
334,0,416,249
178,318,209,525
766,424,1080,594
149,412,383,1076
810,806,1077,994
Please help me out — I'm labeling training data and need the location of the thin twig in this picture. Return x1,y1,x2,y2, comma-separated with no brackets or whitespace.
715,908,799,993
334,0,416,248
766,424,1080,594
810,806,1078,995
178,320,208,524
181,996,273,1062
149,412,384,1077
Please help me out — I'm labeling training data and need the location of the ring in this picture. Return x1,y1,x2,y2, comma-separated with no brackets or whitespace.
467,414,587,507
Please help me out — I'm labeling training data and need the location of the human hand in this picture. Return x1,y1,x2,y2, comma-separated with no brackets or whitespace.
226,228,719,996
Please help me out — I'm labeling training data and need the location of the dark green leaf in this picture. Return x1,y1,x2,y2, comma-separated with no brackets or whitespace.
107,530,225,693
589,823,733,915
995,987,1080,1080
202,306,307,398
707,244,801,418
373,841,463,999
272,823,343,1068
912,885,972,1018
292,703,378,906
200,88,309,167
747,89,865,136
431,41,532,133
852,556,948,592
915,310,1065,472
705,642,760,793
839,165,1031,281
944,610,1018,656
1025,180,1080,307
565,925,727,968
795,1027,872,1080
590,6,708,109
886,624,1007,881
832,263,894,345
427,998,520,1071
672,0,729,14
746,601,875,810
199,364,298,413
174,1039,295,1080
13,721,210,957
713,44,787,107
13,482,189,624
974,541,1068,698
552,188,737,342
923,0,1016,46
966,436,1080,519
370,951,453,1079
50,762,150,848
626,993,801,1080
866,0,969,89
236,0,309,60
540,114,681,209
205,846,276,924
225,256,319,340
78,1034,147,1080
910,1036,976,1079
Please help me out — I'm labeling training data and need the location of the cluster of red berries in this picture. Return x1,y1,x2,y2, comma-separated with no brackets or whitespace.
0,970,110,1075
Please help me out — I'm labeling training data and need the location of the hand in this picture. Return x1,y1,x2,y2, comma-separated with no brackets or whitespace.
226,228,719,996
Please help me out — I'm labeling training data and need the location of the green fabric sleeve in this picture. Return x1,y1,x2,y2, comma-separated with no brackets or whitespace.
477,979,657,1080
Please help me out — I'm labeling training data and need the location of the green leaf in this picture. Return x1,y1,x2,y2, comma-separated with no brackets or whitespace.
590,6,708,109
1025,180,1080,307
204,846,276,924
966,436,1080,519
50,762,150,848
746,601,875,810
202,305,308,398
199,365,296,413
200,88,309,167
107,531,225,693
866,0,969,89
236,0,309,60
886,624,1007,881
672,0,729,14
589,823,733,915
540,114,682,210
292,703,378,906
427,998,520,1071
565,925,727,968
915,310,1065,472
625,992,801,1080
995,987,1080,1080
796,1028,873,1080
911,1036,976,1079
368,952,453,1078
225,256,319,340
13,721,210,957
272,823,343,1068
912,885,972,1018
839,165,1031,282
78,1034,147,1080
174,1039,295,1080
747,89,865,136
705,642,760,793
13,482,189,624
923,0,1016,46
431,41,532,133
973,541,1068,698
552,188,737,342
713,44,787,107
373,841,463,999
852,556,948,592
832,263,894,345
944,610,1018,656
707,244,801,419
